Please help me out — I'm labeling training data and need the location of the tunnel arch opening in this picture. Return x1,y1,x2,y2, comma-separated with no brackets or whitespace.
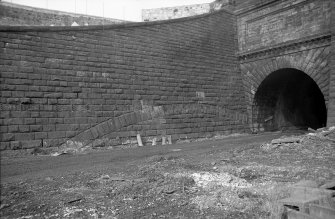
252,68,327,132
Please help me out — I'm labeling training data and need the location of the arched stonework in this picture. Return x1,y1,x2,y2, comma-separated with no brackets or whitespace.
240,46,330,131
58,103,249,149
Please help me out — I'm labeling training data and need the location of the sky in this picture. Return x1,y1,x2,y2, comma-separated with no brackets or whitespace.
3,0,214,21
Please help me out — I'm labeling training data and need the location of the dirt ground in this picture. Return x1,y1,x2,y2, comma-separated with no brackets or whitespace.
1,131,334,219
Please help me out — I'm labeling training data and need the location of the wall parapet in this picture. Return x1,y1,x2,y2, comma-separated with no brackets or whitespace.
141,0,234,22
0,1,127,26
0,6,235,32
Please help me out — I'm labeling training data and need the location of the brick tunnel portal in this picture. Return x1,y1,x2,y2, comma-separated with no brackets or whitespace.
253,68,327,131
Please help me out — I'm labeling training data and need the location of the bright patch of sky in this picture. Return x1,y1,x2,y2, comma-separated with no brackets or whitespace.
3,0,214,21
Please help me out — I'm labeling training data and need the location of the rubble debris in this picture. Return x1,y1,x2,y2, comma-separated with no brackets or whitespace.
0,204,10,210
99,175,110,180
31,147,48,155
2,130,334,219
162,185,177,194
264,116,273,122
63,207,83,217
137,134,143,147
309,204,335,219
292,179,319,188
308,127,316,132
50,152,70,156
260,143,280,151
54,140,91,155
261,126,335,153
67,198,82,204
95,174,125,182
109,177,126,181
152,137,157,146
317,127,327,132
271,137,301,144
162,136,167,145
321,126,335,135
45,177,53,181
167,135,172,144
191,172,251,189
320,179,335,190
278,179,335,217
71,21,79,26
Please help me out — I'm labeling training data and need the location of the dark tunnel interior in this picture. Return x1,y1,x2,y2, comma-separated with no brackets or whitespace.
253,68,327,131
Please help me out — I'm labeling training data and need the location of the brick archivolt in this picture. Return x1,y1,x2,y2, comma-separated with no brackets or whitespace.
240,45,330,124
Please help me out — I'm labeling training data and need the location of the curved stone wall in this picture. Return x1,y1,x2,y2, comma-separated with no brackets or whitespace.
0,10,248,150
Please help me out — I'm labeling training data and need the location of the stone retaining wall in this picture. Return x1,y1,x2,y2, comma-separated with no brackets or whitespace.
0,9,247,150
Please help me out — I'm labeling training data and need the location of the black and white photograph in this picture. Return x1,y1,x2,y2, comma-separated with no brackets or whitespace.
0,0,334,218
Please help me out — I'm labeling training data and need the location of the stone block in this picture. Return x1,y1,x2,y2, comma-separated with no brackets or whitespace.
9,141,21,150
15,133,35,141
309,204,335,219
90,127,99,139
1,133,15,141
107,119,115,132
96,122,111,136
279,187,335,214
44,93,62,98
0,142,10,150
118,115,127,127
48,131,66,139
124,113,132,126
146,130,157,136
21,140,41,149
113,117,122,130
286,209,315,219
130,112,137,124
65,131,77,138
35,132,48,139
